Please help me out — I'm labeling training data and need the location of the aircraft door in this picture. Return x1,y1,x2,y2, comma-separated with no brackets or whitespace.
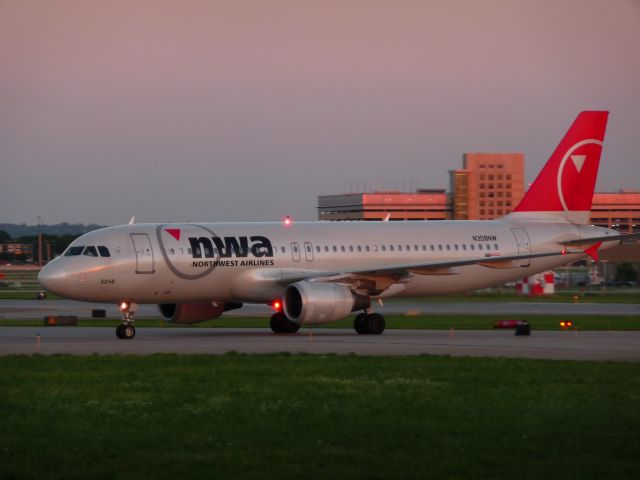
304,242,314,261
291,242,301,262
511,228,531,267
131,233,155,274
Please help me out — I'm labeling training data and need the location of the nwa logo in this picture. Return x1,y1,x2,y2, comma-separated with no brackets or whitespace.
156,224,274,281
189,236,273,258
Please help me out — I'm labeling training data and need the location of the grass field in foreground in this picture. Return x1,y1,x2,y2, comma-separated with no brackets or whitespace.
2,314,640,330
1,354,639,480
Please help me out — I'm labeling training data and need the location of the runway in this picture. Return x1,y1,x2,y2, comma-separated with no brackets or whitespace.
2,298,640,319
1,326,639,361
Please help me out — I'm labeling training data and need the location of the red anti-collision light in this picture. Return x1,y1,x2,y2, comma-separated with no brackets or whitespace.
283,216,292,226
272,301,282,311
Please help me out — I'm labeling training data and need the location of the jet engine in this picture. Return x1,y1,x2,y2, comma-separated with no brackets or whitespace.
283,282,370,325
158,302,226,324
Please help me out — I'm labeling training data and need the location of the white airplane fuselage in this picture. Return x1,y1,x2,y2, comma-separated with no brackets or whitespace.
40,219,614,304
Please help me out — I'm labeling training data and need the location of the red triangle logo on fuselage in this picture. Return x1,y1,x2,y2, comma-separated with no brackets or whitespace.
165,228,181,241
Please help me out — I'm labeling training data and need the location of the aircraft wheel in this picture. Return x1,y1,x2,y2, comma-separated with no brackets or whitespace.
354,313,369,334
270,312,300,334
365,313,385,335
119,324,136,340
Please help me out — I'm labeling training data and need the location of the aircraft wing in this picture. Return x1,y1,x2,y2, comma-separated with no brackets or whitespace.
268,249,582,286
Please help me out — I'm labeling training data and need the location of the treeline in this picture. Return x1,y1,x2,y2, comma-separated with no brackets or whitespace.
0,230,81,264
0,223,106,238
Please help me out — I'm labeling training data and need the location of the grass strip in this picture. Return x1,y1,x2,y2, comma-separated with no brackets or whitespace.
2,314,640,330
1,354,639,480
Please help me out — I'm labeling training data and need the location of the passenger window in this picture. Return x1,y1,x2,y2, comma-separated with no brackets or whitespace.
398,245,402,251
281,247,286,254
316,246,320,253
462,244,467,251
454,244,459,251
365,245,370,252
486,244,491,250
390,245,395,252
65,246,84,256
446,244,451,251
430,245,435,251
478,244,483,250
332,246,337,252
349,245,354,252
83,246,98,257
494,243,499,250
406,245,411,251
340,246,346,252
381,245,386,252
357,245,362,252
470,244,475,251
414,245,418,251
324,246,329,253
422,245,426,251
97,246,110,257
169,248,175,255
438,245,443,251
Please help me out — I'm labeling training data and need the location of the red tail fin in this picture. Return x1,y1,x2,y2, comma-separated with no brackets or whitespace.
511,111,608,224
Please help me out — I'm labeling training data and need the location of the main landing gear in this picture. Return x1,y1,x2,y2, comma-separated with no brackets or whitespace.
116,302,137,340
270,312,301,334
354,312,385,335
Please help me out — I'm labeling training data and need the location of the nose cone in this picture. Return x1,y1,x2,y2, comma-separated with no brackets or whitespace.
38,262,68,297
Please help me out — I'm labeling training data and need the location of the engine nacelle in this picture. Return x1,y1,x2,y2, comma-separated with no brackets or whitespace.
158,302,225,325
283,282,370,325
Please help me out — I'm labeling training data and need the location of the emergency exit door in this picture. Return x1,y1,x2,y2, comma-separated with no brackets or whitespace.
511,228,531,267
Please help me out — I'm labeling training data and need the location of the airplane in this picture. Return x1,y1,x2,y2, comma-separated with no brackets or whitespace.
38,111,635,339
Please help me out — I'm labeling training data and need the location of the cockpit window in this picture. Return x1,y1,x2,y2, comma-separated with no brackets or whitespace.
65,246,84,256
83,246,99,257
98,246,110,257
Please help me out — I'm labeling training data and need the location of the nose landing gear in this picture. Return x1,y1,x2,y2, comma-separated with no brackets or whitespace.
116,302,137,339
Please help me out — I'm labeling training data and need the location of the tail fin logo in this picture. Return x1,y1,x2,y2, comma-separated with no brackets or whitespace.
557,139,603,211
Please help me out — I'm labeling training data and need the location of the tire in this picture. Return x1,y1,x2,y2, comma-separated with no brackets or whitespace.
270,313,300,334
115,325,124,339
354,313,369,334
365,313,385,335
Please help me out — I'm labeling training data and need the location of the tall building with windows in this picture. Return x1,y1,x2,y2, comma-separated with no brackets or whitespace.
449,153,525,220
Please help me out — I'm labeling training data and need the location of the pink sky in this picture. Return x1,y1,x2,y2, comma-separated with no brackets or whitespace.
1,0,639,224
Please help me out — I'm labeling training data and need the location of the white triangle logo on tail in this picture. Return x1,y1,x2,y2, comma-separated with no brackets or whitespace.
571,155,586,173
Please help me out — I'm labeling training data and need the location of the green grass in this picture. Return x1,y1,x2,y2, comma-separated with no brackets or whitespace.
0,354,638,479
2,314,640,330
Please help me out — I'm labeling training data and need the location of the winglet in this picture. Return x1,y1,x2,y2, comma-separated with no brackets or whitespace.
584,241,603,262
382,213,391,222
128,216,135,225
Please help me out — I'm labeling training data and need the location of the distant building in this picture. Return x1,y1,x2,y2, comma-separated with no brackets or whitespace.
590,190,640,234
449,153,525,220
0,243,33,256
318,189,451,221
317,154,638,236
